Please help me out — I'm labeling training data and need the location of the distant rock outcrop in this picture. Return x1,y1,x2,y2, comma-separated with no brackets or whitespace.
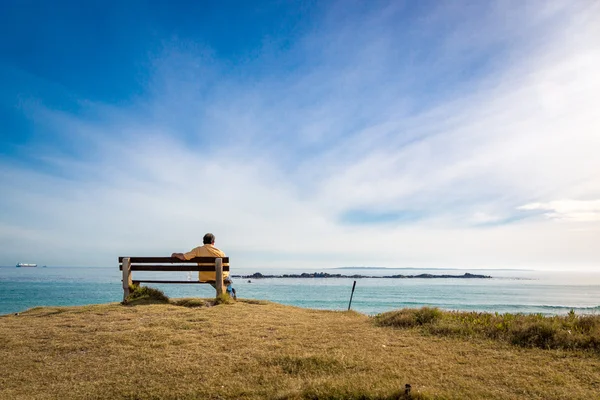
231,272,492,279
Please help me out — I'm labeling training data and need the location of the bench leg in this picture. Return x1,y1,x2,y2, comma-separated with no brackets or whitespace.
122,257,132,301
215,258,224,297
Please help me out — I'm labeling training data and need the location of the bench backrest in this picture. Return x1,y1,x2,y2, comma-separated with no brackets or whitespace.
118,257,230,271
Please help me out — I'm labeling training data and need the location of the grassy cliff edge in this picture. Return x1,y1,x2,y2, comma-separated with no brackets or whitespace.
1,300,599,399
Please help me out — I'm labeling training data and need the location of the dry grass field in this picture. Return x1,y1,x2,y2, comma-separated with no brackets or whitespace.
1,298,599,400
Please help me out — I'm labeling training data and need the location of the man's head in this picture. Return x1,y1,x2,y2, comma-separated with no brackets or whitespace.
203,233,215,245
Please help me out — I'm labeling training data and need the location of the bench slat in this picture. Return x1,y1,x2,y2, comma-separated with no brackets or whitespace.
118,256,229,264
119,265,230,271
132,280,208,284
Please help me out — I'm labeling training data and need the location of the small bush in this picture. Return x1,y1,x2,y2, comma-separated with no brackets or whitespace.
510,321,558,349
123,285,169,305
573,315,598,334
375,307,600,353
414,307,442,325
374,307,442,329
375,310,418,328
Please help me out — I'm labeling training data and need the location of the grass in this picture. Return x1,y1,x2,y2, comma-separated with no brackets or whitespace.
375,307,600,352
0,302,599,399
123,285,170,304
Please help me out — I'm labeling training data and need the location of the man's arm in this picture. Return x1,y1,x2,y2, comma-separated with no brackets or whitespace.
171,253,186,260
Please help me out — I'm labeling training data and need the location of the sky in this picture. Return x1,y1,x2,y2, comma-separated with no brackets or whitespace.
0,0,599,270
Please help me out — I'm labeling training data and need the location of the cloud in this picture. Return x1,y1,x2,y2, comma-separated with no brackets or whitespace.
518,200,600,222
0,1,599,270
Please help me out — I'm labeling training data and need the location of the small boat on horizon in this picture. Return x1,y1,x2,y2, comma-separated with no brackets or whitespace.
16,263,37,268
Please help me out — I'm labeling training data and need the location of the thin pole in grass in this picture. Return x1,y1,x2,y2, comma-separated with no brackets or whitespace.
348,280,357,311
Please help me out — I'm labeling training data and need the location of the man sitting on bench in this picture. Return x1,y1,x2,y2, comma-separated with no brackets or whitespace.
171,233,230,285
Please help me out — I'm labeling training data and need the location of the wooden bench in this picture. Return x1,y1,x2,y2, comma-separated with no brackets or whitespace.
119,256,230,301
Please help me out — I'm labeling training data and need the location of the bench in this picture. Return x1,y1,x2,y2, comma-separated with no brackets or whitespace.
118,256,230,301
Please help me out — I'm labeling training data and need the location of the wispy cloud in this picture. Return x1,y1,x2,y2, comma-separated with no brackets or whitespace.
0,1,599,270
519,200,600,222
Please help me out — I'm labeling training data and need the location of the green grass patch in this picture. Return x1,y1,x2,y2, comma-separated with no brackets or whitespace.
375,307,600,352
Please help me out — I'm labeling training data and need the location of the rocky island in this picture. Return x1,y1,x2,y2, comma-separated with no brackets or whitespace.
231,272,492,279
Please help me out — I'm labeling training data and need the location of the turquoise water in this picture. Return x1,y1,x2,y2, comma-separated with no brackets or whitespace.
1,266,599,316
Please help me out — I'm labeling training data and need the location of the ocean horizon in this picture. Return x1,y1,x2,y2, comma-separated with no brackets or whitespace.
1,265,599,316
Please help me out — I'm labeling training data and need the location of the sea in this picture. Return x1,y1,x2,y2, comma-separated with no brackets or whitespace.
1,266,599,316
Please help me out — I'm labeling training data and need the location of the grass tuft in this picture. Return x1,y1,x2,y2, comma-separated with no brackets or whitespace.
123,285,169,305
214,293,235,305
170,298,209,308
510,320,558,349
375,307,600,352
374,307,441,328
414,307,443,325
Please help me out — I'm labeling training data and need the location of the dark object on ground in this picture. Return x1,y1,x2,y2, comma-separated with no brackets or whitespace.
348,280,357,311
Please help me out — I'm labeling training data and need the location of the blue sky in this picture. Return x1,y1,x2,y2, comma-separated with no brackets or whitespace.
1,0,599,270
